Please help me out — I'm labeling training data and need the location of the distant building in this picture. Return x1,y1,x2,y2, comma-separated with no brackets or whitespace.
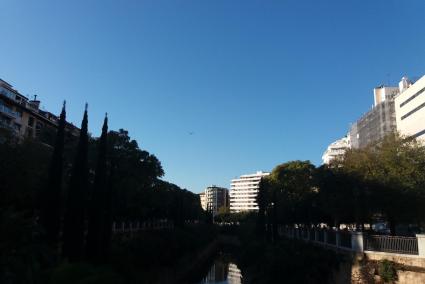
322,135,351,164
349,85,398,148
203,186,229,216
199,192,207,211
394,75,425,142
0,78,79,140
230,171,270,213
227,263,243,284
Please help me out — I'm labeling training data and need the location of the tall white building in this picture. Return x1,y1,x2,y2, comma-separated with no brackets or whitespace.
394,75,425,142
230,171,270,213
322,135,351,164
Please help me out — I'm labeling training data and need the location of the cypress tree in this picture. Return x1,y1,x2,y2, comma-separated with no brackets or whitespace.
86,115,108,262
100,158,114,259
62,104,89,261
41,102,66,246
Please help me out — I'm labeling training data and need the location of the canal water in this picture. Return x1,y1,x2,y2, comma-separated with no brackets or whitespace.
197,252,243,284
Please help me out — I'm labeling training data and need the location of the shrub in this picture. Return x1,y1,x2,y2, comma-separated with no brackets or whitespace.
379,259,397,283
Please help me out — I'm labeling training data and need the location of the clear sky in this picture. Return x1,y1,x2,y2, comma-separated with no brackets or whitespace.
1,0,425,193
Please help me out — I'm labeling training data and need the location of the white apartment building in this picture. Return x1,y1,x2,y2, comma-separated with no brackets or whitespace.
199,192,207,211
204,185,229,216
395,75,425,142
322,135,351,164
230,171,270,212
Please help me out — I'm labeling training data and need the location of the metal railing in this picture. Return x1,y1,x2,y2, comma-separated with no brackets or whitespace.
279,226,421,257
0,104,19,118
339,232,352,249
112,220,173,233
327,230,336,245
364,234,418,255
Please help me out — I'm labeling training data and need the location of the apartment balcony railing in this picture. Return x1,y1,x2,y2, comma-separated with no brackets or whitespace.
0,87,16,100
280,226,425,258
0,104,19,118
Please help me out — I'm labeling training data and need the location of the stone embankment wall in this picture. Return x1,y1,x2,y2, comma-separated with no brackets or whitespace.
331,252,425,284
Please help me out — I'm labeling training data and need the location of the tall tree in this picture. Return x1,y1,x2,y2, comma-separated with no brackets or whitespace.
86,115,108,262
40,102,66,246
256,178,269,238
62,105,89,261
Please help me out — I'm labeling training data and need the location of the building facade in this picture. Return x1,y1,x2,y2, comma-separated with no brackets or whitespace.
349,85,398,148
201,186,229,215
230,171,270,213
199,192,207,211
0,78,79,140
394,75,425,142
322,135,351,164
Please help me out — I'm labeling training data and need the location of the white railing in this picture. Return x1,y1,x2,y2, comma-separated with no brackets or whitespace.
279,226,425,258
112,220,173,233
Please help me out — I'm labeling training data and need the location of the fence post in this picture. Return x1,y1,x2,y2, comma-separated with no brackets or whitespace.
416,234,425,257
314,229,319,242
336,231,341,248
351,232,364,252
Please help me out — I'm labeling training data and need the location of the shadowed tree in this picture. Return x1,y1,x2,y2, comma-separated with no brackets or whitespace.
86,115,108,262
256,178,269,238
40,102,66,246
62,105,89,261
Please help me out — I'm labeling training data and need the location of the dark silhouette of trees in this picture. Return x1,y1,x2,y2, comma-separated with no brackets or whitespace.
258,133,425,237
62,105,89,261
40,102,66,246
86,115,109,262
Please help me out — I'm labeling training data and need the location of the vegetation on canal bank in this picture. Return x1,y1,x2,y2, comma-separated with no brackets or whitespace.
48,225,218,284
229,220,344,284
0,103,206,283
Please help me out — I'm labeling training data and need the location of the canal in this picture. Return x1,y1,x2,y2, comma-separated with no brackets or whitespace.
196,252,243,284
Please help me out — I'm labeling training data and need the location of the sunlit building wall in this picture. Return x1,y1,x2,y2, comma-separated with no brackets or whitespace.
322,135,351,164
204,186,229,216
394,75,425,142
0,78,79,139
199,192,207,211
230,171,269,212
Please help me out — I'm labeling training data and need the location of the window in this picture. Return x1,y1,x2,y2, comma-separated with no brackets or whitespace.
28,117,34,127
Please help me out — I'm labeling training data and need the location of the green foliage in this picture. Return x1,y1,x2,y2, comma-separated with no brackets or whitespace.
62,107,90,261
257,134,425,234
379,259,397,283
0,138,52,283
338,133,425,232
49,262,123,284
86,116,110,262
40,102,66,246
237,236,343,284
263,160,318,226
109,225,217,282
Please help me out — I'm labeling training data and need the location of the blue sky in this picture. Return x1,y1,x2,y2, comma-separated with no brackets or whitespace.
1,0,425,193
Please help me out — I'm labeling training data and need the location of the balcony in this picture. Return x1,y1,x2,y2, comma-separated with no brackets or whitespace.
0,86,17,101
0,104,19,118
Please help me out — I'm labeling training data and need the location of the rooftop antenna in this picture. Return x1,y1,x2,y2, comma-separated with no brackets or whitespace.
34,94,37,101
